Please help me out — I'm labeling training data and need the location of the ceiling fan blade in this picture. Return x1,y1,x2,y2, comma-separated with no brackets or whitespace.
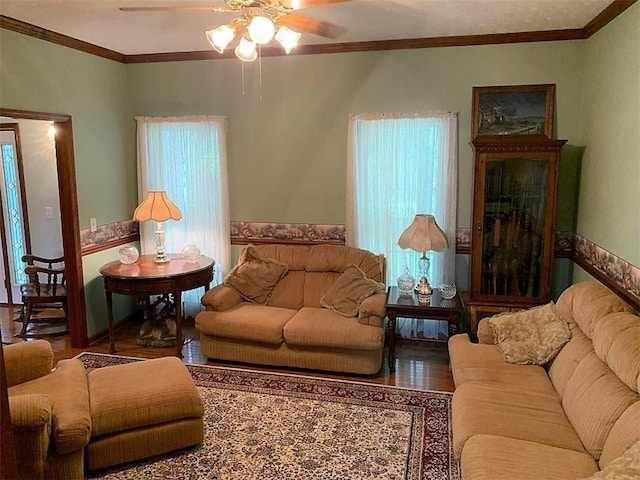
278,12,345,38
280,0,353,9
119,6,233,13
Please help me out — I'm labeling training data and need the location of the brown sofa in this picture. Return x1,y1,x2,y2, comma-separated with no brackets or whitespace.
195,244,387,375
448,281,640,479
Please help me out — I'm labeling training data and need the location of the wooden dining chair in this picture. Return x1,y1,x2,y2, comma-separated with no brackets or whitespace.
17,254,68,337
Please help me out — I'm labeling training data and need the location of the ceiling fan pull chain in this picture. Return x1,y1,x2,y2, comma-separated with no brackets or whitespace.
241,61,246,95
259,45,263,100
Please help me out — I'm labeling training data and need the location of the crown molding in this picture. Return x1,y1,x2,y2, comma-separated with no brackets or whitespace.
0,15,124,62
1,0,636,64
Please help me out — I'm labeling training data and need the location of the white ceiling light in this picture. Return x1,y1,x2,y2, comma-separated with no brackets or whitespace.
205,1,302,61
247,16,276,45
205,24,236,53
275,26,301,54
234,36,258,62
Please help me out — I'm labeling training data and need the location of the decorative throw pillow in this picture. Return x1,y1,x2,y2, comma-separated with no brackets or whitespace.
579,439,640,480
488,302,571,365
223,245,288,304
320,265,386,317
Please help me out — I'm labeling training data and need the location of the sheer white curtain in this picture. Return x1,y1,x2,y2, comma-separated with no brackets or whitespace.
347,111,458,339
136,115,231,316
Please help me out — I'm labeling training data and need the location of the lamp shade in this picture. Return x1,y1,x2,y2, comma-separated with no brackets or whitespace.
275,26,301,54
206,24,236,53
133,191,182,222
235,37,258,62
398,214,448,253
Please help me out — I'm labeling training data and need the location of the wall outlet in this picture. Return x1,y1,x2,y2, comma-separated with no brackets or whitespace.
45,206,53,219
90,217,97,232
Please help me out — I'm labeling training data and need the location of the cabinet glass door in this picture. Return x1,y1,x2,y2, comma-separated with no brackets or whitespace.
480,157,548,298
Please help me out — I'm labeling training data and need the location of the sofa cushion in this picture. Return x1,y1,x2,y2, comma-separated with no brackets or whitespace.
580,439,640,480
223,245,288,304
284,307,384,350
452,382,585,460
488,302,571,365
448,334,559,396
562,352,638,460
556,282,630,339
195,304,296,344
592,312,640,393
599,400,640,468
548,323,594,396
320,265,385,317
268,270,306,310
461,434,598,480
9,358,91,455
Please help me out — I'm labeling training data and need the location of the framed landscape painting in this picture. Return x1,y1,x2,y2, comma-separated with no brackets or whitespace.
471,84,555,140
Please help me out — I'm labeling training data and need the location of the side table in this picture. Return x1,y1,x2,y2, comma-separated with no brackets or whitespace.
100,254,214,358
385,286,464,372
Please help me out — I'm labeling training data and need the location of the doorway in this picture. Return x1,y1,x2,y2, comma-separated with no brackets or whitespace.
0,108,87,348
0,124,33,305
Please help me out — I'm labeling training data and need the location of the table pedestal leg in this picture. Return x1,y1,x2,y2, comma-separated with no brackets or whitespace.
387,313,396,373
175,290,183,359
449,318,460,337
105,291,116,354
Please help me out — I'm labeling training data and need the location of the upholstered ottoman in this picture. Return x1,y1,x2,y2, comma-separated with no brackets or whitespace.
85,356,204,471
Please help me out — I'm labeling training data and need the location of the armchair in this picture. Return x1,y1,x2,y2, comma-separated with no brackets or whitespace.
4,340,91,480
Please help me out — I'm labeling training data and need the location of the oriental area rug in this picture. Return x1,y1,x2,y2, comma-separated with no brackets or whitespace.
78,353,459,480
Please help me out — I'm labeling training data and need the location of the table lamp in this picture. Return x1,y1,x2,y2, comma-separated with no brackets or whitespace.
397,214,449,297
133,191,182,263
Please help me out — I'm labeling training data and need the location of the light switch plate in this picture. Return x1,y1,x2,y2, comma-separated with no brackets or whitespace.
90,217,97,232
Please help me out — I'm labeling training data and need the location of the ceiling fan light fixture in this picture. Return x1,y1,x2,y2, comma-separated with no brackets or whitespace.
247,15,275,44
275,25,301,54
235,37,258,61
206,24,236,53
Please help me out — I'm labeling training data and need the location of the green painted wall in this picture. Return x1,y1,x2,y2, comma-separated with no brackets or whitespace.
2,4,638,337
0,30,137,336
126,41,586,230
0,29,137,227
574,2,640,282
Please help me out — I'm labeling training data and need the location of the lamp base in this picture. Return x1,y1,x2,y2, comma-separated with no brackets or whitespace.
414,276,433,294
153,253,170,263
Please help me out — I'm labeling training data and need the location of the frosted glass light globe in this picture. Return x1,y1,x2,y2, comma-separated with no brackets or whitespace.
248,16,275,44
235,37,257,61
206,25,235,53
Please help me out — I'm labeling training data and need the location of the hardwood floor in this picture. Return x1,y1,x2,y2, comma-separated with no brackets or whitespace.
0,306,455,392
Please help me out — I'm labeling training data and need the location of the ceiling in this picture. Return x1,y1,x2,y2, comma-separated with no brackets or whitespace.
0,0,620,57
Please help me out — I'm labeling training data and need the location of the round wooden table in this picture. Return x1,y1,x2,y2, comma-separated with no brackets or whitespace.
100,254,214,358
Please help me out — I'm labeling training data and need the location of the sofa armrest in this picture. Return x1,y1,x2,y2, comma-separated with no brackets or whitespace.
9,393,54,432
477,318,496,344
9,394,54,480
201,284,243,311
358,293,387,326
3,340,54,387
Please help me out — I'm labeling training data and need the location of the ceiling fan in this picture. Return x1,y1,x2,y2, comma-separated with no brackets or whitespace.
120,0,351,60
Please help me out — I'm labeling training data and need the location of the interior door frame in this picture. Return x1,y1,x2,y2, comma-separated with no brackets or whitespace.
0,107,87,348
0,123,33,305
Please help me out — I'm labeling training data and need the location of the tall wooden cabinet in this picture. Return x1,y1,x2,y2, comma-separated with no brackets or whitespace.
467,138,567,336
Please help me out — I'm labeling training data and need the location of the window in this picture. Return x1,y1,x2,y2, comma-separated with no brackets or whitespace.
347,112,458,339
1,142,26,286
136,116,231,316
